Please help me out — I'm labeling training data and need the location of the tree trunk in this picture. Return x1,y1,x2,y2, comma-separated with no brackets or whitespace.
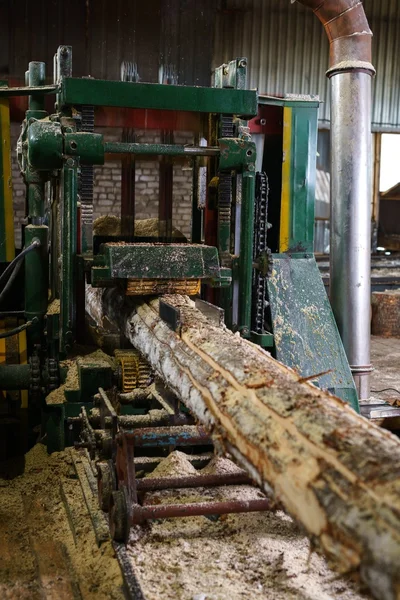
86,288,400,600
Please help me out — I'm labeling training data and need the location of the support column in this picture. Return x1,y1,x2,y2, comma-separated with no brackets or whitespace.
330,71,373,400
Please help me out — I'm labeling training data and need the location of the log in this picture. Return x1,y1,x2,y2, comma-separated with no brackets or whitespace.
86,288,400,600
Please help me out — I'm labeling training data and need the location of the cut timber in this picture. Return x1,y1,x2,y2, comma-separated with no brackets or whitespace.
86,288,400,600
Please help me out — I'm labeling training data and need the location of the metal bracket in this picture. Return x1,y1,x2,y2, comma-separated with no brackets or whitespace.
214,58,248,90
359,402,400,421
159,300,182,335
218,137,256,172
195,299,225,327
98,387,118,440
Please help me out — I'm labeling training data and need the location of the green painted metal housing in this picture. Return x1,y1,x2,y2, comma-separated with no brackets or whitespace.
284,103,317,253
258,95,358,410
0,81,15,262
60,77,258,117
0,48,361,462
267,256,359,411
91,243,221,286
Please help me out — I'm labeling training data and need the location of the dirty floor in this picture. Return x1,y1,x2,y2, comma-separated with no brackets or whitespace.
0,445,125,600
0,337,398,600
370,336,400,401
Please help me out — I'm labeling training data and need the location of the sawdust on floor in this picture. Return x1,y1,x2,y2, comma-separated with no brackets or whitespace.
128,451,372,600
0,443,124,600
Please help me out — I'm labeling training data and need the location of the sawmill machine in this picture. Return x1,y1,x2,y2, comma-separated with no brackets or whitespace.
0,45,358,459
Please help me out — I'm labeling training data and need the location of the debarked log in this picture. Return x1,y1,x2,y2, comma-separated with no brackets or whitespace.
86,286,400,600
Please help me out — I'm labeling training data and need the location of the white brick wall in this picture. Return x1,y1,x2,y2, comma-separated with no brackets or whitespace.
93,127,193,238
10,124,194,248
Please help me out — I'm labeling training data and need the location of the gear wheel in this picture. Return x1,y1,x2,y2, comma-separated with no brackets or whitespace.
137,360,152,389
114,350,152,393
126,279,200,296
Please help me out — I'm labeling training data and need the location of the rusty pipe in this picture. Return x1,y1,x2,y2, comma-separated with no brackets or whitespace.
135,472,252,491
130,498,270,524
295,0,375,401
294,0,374,74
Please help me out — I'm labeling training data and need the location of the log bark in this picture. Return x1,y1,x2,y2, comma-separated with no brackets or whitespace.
86,288,400,600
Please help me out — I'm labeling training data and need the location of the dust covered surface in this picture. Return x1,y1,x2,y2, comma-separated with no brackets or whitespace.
46,349,115,405
128,451,371,600
46,298,60,315
0,444,124,599
127,294,400,599
93,215,186,240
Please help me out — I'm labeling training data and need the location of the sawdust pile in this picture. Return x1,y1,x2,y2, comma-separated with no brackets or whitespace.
93,215,121,236
46,298,60,315
46,349,115,406
201,456,244,475
145,450,198,478
93,215,187,240
128,451,371,600
0,444,124,600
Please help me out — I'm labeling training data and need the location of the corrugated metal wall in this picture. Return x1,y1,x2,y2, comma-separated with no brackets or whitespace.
2,0,398,130
0,0,215,86
213,0,400,131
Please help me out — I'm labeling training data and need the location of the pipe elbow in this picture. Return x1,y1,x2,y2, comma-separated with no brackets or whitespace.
295,0,375,76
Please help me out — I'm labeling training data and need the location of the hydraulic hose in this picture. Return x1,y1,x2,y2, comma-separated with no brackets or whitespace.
0,240,41,290
0,259,23,305
0,317,38,340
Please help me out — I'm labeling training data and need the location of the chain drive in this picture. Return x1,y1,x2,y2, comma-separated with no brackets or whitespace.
252,172,271,334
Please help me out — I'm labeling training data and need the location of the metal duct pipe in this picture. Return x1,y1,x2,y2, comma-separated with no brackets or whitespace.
294,0,375,400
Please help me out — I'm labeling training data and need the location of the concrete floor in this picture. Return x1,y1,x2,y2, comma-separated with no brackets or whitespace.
370,336,400,401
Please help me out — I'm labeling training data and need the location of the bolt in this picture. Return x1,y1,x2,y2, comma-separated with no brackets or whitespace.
66,158,75,167
60,46,69,56
239,59,247,68
260,118,267,126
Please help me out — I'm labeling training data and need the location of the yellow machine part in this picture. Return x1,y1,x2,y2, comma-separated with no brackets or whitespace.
126,278,201,296
114,349,152,393
0,318,28,408
279,106,292,253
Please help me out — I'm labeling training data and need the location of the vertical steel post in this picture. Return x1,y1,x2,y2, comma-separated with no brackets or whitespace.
27,61,47,226
60,160,78,354
238,171,255,337
158,131,174,240
54,46,72,113
121,128,136,236
294,0,375,401
191,134,204,244
0,81,15,262
330,72,373,399
24,225,48,345
28,61,45,114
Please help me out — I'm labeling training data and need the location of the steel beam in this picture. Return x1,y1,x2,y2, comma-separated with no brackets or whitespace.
60,78,258,116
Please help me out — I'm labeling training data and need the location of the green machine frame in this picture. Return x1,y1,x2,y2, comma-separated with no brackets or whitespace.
254,95,358,410
0,46,358,455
